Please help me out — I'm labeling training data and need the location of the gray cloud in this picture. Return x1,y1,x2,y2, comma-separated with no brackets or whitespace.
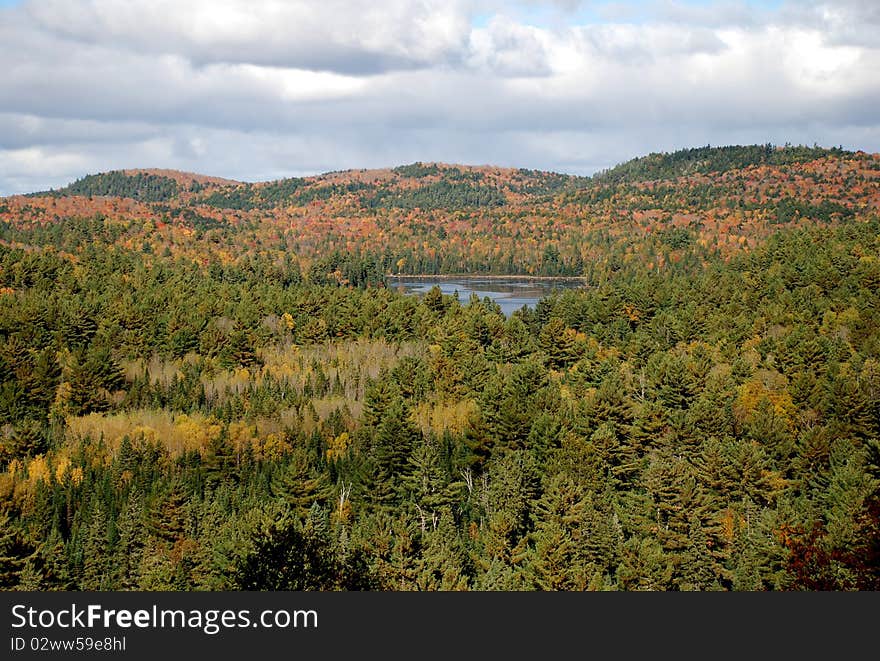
23,0,473,74
651,1,767,28
0,0,878,195
0,113,160,149
468,17,556,77
774,1,880,47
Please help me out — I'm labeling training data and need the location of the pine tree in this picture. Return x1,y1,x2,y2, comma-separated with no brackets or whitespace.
581,486,624,578
616,536,674,591
80,502,111,590
526,473,589,590
481,450,539,563
147,481,188,546
679,514,724,591
0,512,27,588
113,491,145,590
232,508,374,590
402,438,463,528
136,539,176,590
203,428,238,489
539,317,579,370
416,508,470,590
33,528,73,591
272,448,326,517
14,557,43,590
365,399,420,508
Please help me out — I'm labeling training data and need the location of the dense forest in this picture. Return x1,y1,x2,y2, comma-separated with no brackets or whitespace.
1,144,879,590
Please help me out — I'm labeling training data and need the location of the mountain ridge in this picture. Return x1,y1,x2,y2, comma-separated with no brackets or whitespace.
2,143,878,281
17,144,876,202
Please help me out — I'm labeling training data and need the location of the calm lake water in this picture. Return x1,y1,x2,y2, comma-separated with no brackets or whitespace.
388,277,584,317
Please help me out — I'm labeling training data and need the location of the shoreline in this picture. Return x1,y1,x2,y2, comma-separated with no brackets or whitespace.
386,273,588,282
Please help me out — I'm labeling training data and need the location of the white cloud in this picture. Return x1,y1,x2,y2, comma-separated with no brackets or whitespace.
24,0,473,73
790,0,880,48
468,16,555,76
0,0,877,194
0,147,95,193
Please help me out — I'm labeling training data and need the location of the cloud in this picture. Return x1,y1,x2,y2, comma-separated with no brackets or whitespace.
0,0,878,194
0,113,159,150
576,23,728,65
786,0,880,48
23,0,473,74
468,16,555,76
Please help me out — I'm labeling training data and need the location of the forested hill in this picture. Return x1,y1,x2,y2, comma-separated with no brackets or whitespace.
29,144,865,204
1,144,880,592
592,144,857,184
3,145,879,280
31,169,241,202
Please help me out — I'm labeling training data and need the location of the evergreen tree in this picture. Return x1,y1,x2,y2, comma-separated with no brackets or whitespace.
80,502,111,590
526,473,589,590
416,508,470,590
0,512,27,588
272,448,326,517
113,492,146,590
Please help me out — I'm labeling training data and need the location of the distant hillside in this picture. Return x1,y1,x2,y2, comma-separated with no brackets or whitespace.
121,169,240,187
27,145,863,207
3,144,878,280
195,162,578,211
31,169,240,202
593,144,856,184
33,171,182,202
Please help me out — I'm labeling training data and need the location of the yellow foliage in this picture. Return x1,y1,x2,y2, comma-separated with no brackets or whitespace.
169,414,223,455
741,335,762,352
259,432,293,461
413,399,478,437
257,339,419,401
226,420,294,460
53,381,73,409
622,303,641,323
720,508,736,543
762,469,788,494
227,421,255,448
736,377,795,424
7,458,21,480
27,455,51,486
331,498,352,524
0,471,14,501
131,425,159,444
54,457,70,484
326,432,351,462
66,410,224,457
70,466,84,487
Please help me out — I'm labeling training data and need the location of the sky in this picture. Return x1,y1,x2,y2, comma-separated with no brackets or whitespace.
0,0,878,194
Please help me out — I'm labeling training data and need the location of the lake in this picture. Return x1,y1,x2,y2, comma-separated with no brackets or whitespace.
388,276,585,317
